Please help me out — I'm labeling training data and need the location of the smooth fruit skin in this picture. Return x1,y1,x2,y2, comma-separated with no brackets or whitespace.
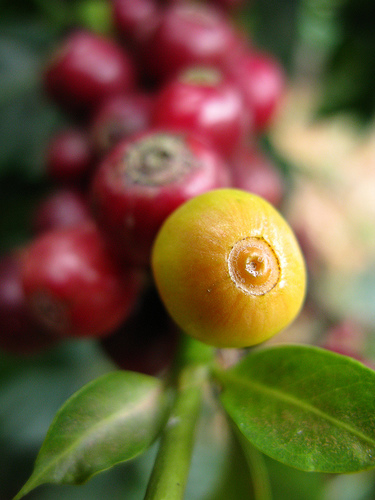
229,145,284,207
45,128,94,184
90,130,231,266
151,67,250,158
44,30,135,114
22,224,142,338
143,3,242,81
152,188,306,348
112,0,161,48
31,188,92,235
90,93,153,154
0,252,56,355
101,283,179,375
227,50,286,132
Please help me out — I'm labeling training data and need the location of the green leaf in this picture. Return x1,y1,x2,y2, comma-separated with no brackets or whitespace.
217,344,375,473
14,370,170,499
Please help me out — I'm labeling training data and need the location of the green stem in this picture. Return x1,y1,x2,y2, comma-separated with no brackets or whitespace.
144,359,209,500
235,428,273,500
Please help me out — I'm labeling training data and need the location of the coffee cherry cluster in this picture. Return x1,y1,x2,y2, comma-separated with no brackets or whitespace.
0,0,289,372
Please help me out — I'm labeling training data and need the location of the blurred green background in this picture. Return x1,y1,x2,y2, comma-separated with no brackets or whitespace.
1,1,375,499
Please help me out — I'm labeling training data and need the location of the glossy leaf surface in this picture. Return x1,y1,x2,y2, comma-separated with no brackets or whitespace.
219,344,375,473
15,370,170,499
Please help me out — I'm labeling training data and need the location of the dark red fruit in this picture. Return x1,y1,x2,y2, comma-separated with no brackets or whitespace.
0,252,56,355
44,30,136,114
227,49,286,132
45,128,94,184
229,145,284,206
143,3,242,81
90,93,153,154
151,66,250,158
209,0,245,12
112,0,161,49
31,188,92,235
91,129,231,266
101,283,179,375
22,224,142,338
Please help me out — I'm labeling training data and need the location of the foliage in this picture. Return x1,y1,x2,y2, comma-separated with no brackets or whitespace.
2,1,375,500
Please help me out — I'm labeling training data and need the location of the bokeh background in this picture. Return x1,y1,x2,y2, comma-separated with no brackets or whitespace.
1,1,375,499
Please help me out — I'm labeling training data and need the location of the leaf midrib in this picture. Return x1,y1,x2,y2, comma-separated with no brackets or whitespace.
21,383,163,494
222,371,375,448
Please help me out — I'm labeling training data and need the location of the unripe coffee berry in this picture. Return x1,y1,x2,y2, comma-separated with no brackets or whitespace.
91,130,231,266
22,224,142,338
152,188,306,348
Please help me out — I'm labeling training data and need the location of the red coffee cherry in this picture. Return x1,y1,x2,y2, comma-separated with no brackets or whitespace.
22,224,142,338
143,3,242,81
151,66,250,158
208,0,246,11
229,145,284,207
101,283,179,375
31,188,92,235
227,49,286,132
0,252,56,355
90,93,153,155
90,129,231,266
112,0,161,49
44,30,136,114
45,128,94,184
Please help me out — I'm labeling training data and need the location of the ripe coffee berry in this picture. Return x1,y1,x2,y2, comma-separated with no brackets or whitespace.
229,145,284,207
31,188,92,235
151,66,250,158
101,284,179,376
143,3,242,81
90,93,153,155
0,252,56,355
209,0,245,11
45,128,94,184
112,0,161,49
22,224,142,338
227,49,286,132
44,30,136,114
91,129,231,266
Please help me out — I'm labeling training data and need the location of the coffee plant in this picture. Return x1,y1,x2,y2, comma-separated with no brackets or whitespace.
1,1,375,499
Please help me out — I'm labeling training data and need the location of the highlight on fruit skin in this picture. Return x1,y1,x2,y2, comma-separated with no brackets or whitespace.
151,188,307,348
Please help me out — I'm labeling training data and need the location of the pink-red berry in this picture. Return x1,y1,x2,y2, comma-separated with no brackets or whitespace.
229,145,284,206
22,224,142,338
143,3,242,81
44,30,136,114
31,188,92,235
0,252,56,355
227,49,286,132
90,93,153,154
90,129,231,266
151,66,250,158
45,128,94,184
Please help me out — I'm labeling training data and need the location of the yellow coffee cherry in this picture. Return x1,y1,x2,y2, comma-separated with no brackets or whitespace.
152,188,306,348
